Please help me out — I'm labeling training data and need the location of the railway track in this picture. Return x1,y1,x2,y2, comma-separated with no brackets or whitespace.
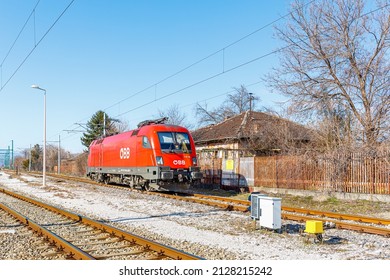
0,204,70,259
182,193,390,237
20,172,390,237
0,187,202,260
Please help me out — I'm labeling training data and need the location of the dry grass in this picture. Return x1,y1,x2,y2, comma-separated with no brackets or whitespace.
195,186,390,218
274,193,389,216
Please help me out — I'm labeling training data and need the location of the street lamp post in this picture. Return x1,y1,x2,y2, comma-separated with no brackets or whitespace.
31,84,47,187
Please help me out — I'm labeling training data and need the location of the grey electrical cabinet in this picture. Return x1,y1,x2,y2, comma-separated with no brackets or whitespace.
250,193,267,220
250,194,260,219
258,196,282,230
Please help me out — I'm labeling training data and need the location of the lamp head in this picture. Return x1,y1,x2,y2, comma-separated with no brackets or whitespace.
31,84,46,92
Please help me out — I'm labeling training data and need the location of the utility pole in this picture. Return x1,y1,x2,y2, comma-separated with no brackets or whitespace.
11,140,14,170
29,144,31,172
249,93,253,112
103,112,106,137
58,135,61,174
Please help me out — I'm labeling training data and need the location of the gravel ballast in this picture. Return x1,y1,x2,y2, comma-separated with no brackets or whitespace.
0,171,389,260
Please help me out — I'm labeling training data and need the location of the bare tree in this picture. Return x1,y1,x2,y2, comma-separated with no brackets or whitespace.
195,102,227,126
158,104,193,129
116,118,130,133
227,85,259,113
266,0,390,150
195,85,260,126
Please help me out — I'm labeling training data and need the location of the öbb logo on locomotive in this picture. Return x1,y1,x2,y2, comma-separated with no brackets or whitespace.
86,117,203,192
120,147,130,159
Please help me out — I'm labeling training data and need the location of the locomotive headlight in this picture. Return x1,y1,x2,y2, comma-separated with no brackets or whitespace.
156,156,164,165
192,157,198,166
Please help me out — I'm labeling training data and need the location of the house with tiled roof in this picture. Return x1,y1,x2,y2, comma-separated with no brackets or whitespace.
192,110,312,157
191,111,313,191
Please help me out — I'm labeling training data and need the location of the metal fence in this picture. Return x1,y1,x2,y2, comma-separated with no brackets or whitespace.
199,158,222,186
199,153,390,194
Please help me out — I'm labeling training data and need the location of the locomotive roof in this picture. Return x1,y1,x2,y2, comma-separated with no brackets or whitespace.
90,123,189,146
137,117,168,128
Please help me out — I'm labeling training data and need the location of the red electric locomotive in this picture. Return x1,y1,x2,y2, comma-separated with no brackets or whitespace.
86,117,203,191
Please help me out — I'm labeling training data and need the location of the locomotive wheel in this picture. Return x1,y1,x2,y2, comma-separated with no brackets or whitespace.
143,183,152,191
128,177,136,189
104,177,110,185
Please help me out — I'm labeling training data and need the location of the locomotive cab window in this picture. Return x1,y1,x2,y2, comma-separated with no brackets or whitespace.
158,132,191,153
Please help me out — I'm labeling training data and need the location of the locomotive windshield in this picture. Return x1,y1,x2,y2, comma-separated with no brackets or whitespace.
158,132,191,153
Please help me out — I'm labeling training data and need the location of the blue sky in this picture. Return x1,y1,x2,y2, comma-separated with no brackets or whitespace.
0,0,292,154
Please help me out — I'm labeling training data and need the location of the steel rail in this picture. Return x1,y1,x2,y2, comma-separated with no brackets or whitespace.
193,193,251,206
79,216,202,260
24,172,251,211
185,194,390,237
23,171,390,234
186,193,390,227
0,202,95,260
281,206,390,225
282,213,390,237
155,192,249,212
0,188,202,260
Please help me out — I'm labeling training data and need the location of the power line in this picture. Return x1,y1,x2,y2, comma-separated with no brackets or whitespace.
113,45,290,119
57,80,264,145
51,0,326,148
55,1,389,150
0,0,41,68
103,0,317,112
0,0,75,94
181,80,264,109
56,1,306,142
110,1,390,120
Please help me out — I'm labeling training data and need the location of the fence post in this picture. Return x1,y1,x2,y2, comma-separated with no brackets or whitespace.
275,156,279,189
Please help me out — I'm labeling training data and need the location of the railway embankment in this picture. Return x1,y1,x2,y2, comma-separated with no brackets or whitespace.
1,171,389,260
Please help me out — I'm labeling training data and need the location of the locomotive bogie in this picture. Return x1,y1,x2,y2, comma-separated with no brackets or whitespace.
86,120,202,191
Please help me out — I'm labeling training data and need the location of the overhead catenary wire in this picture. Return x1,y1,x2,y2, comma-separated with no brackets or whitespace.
113,46,290,119
0,0,41,69
59,1,390,142
57,79,263,144
52,1,390,151
103,0,317,112
0,0,75,94
54,5,305,143
60,0,317,142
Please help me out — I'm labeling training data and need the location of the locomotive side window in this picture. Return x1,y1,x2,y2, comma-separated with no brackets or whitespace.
158,132,191,153
142,136,151,148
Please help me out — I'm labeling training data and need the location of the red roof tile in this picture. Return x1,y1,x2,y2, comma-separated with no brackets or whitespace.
192,111,312,144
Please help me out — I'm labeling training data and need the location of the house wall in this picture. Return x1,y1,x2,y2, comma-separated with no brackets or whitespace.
196,142,240,157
